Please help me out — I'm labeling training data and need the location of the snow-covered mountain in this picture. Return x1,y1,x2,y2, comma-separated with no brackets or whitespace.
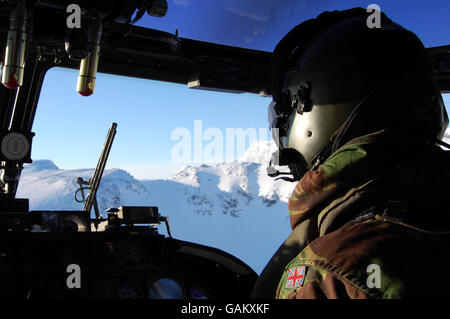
16,140,295,274
15,128,450,274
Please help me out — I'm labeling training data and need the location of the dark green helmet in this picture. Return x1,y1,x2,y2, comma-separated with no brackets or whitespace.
268,8,448,181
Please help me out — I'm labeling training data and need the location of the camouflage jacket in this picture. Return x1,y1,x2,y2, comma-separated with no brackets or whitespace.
276,130,450,299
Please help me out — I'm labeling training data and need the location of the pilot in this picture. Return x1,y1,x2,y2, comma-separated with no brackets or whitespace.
251,8,450,298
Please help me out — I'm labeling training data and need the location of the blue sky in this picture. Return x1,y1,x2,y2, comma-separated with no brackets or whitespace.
33,68,271,178
31,1,450,179
138,0,450,50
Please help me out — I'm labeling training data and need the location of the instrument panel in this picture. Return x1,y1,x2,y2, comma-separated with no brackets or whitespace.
0,231,257,299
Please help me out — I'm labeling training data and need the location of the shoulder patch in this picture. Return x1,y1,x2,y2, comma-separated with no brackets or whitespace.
286,266,306,289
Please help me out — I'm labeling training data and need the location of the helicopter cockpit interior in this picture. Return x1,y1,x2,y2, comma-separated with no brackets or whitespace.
0,0,449,299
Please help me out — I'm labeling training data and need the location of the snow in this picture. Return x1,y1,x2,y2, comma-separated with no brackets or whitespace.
444,128,450,144
238,140,277,164
19,130,450,274
16,141,296,274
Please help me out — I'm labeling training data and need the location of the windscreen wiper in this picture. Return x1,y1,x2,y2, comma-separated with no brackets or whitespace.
74,122,117,229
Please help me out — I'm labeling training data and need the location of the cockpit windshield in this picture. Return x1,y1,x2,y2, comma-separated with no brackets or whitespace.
136,0,450,51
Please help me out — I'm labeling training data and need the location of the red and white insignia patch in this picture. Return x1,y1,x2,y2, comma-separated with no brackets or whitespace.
285,266,306,289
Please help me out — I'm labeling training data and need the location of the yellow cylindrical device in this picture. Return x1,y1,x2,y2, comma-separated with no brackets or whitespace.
2,30,26,89
77,19,102,97
76,44,100,96
2,1,27,89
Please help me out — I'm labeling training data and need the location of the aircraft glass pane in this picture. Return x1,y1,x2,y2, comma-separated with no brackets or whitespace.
136,0,450,51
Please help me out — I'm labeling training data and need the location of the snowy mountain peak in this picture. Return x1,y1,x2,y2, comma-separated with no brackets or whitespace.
239,140,277,164
171,165,201,187
17,141,295,273
25,160,59,171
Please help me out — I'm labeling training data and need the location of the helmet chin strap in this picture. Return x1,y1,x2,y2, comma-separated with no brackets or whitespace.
331,92,373,152
310,139,334,171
